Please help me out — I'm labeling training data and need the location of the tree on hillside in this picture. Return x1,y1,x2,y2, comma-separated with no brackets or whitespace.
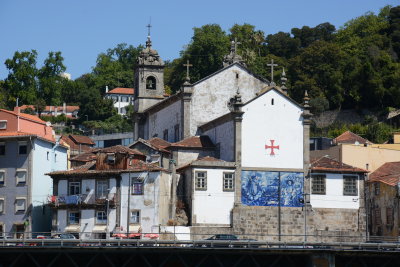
266,31,300,59
291,22,336,48
4,50,38,106
389,5,400,60
38,51,66,105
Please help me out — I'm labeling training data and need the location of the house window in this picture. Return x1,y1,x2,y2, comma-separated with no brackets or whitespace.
130,210,140,224
311,175,326,195
47,151,49,160
15,170,27,185
132,182,144,195
18,141,28,155
271,98,274,105
107,154,115,164
174,124,180,142
195,171,207,190
69,181,81,195
374,182,380,195
15,198,26,213
375,209,382,225
146,76,156,89
163,129,168,141
0,198,4,214
0,170,5,186
343,175,358,196
96,211,107,224
223,172,234,191
0,142,4,155
68,211,80,225
387,207,393,226
0,120,6,130
96,180,108,199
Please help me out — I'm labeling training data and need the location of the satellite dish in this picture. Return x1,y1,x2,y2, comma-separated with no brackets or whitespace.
46,121,52,127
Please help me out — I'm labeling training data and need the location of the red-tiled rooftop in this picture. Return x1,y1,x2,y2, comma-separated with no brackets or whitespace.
0,108,45,124
0,131,38,138
130,138,170,153
69,135,95,145
333,130,372,145
21,105,79,113
148,137,171,149
106,88,134,95
311,156,368,173
99,145,144,156
70,150,99,162
369,162,400,186
169,136,215,149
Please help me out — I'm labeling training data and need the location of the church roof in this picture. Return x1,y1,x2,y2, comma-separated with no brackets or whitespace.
369,161,400,186
176,156,235,172
247,85,303,109
169,136,215,149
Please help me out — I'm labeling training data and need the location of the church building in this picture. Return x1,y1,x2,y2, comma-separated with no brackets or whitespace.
132,34,365,241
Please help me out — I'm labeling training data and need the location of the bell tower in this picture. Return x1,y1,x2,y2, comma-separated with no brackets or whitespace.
134,34,165,113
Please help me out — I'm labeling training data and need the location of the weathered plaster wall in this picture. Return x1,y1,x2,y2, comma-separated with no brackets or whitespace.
148,100,181,142
190,65,267,136
175,149,215,167
203,120,235,162
242,90,303,169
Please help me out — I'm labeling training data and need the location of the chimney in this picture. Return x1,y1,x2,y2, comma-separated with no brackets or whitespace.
13,106,20,115
106,86,109,93
63,102,66,114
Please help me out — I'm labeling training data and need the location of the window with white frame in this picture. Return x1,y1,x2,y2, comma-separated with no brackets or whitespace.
0,142,5,156
0,120,6,130
130,210,140,224
15,198,26,212
343,175,358,196
0,198,4,214
195,171,207,190
0,170,5,186
68,211,80,225
96,180,108,199
18,141,28,155
68,181,81,195
96,211,107,224
15,170,26,185
132,182,144,195
311,175,326,195
223,172,234,191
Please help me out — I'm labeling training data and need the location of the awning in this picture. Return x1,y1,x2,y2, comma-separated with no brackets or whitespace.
65,225,80,232
92,225,107,233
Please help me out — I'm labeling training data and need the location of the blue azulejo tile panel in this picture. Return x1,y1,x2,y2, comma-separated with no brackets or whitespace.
241,171,303,207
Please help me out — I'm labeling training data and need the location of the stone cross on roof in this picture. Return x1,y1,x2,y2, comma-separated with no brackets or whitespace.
267,59,278,85
146,18,152,37
183,60,193,84
232,38,241,55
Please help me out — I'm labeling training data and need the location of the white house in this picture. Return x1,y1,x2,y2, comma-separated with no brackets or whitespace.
105,87,134,115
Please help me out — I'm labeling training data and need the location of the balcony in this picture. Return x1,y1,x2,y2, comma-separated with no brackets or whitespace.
48,193,116,208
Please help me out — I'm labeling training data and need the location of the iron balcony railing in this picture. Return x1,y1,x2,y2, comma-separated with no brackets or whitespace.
47,193,116,206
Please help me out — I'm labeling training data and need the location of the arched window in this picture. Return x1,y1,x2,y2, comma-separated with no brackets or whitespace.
146,76,156,89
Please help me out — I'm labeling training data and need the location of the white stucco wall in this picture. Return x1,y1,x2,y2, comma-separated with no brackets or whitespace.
191,167,235,225
190,64,268,136
148,100,181,142
203,120,234,162
242,90,304,169
310,173,361,209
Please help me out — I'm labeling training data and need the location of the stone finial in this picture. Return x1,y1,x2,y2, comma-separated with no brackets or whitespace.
281,68,288,95
223,38,246,67
303,90,310,108
302,90,312,124
183,60,193,85
267,59,278,86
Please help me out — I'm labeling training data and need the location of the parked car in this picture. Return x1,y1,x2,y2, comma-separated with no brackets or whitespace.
51,233,77,239
199,235,259,248
0,235,15,246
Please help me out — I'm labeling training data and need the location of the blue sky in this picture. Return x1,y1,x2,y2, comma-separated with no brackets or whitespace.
0,0,398,80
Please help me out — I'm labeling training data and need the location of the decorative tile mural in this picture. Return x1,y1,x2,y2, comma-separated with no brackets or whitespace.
241,171,303,207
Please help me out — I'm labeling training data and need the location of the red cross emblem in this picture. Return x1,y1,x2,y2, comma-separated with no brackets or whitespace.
265,140,279,156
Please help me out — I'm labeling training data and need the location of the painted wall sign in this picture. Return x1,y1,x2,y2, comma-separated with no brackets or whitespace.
265,140,279,156
241,171,303,207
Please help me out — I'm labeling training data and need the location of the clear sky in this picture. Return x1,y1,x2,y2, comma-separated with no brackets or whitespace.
0,0,398,80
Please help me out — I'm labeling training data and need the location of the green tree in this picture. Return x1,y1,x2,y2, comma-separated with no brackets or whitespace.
38,51,66,105
266,31,300,59
4,50,38,106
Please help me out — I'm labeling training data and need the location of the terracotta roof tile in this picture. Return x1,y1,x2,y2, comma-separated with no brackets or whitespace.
0,109,45,124
99,145,144,156
0,131,37,138
333,130,372,145
369,162,400,186
70,149,99,162
69,135,95,145
148,137,171,149
169,136,215,149
130,138,170,153
106,88,134,95
311,156,368,173
21,105,79,113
